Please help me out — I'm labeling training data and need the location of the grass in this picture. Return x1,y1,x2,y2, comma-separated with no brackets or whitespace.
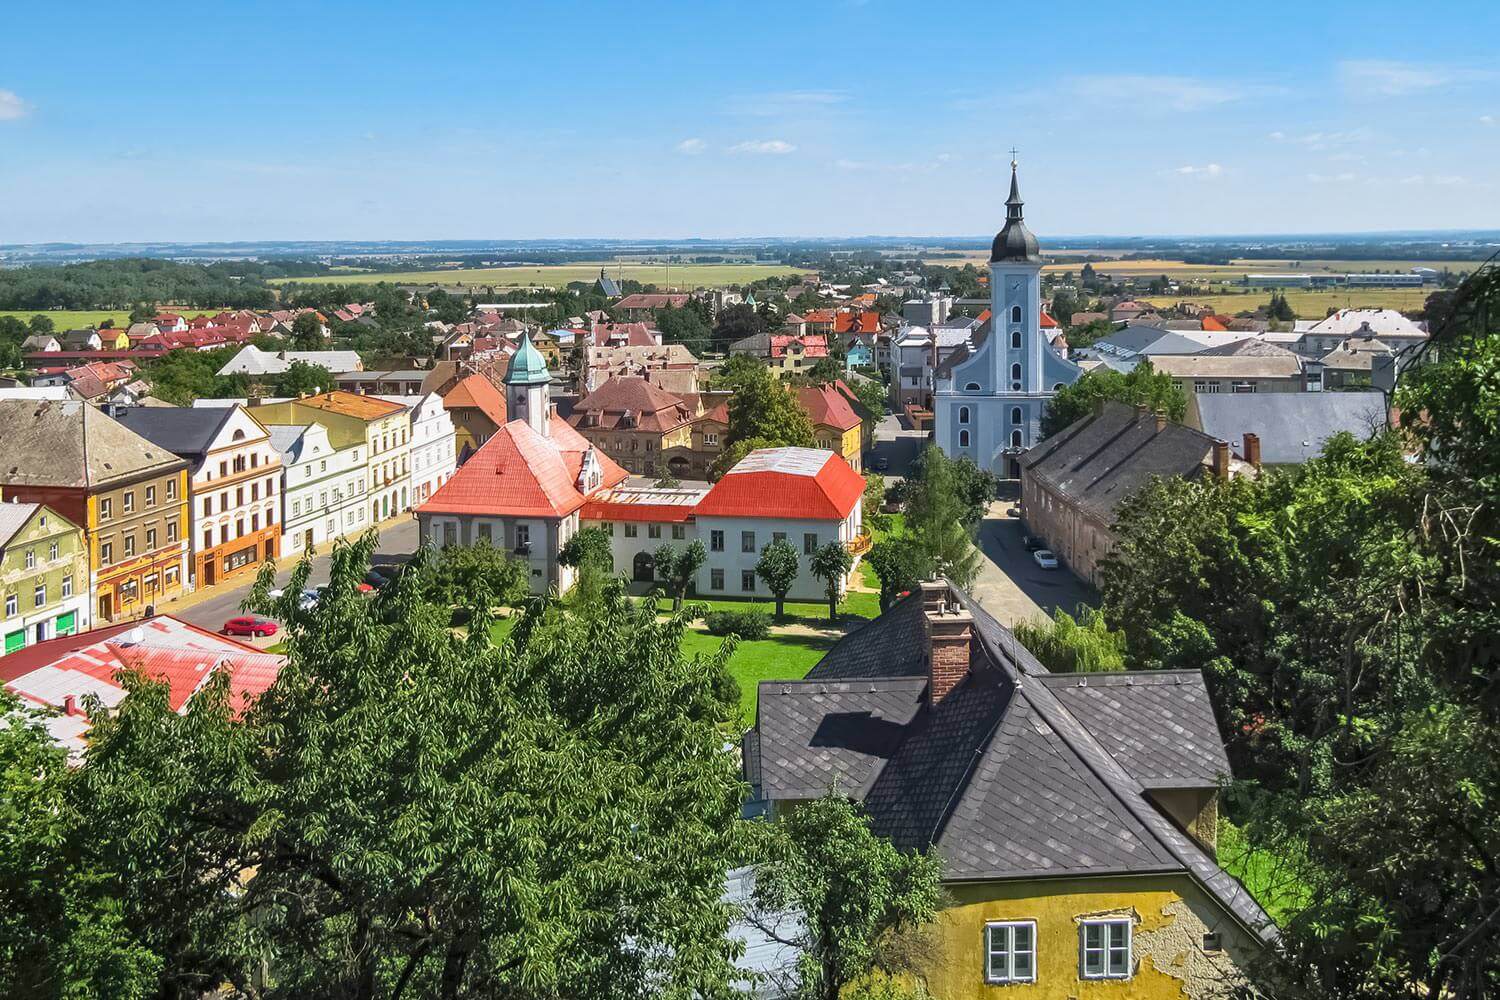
659,591,881,626
680,628,837,726
1218,819,1312,926
282,262,813,290
0,307,231,332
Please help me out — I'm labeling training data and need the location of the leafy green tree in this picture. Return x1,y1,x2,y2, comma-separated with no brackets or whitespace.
866,536,929,612
271,360,335,398
559,525,615,606
655,305,712,352
1040,359,1186,439
712,302,765,349
710,365,816,478
654,539,706,611
289,310,325,349
809,541,853,621
802,356,843,385
427,539,529,607
1064,317,1113,347
747,794,942,1000
901,446,984,589
755,538,801,619
711,351,769,390
1012,606,1126,673
137,345,250,405
73,536,748,998
128,302,157,323
28,314,54,335
1048,288,1080,325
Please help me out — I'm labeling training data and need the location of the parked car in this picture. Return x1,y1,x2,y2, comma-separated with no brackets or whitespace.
269,587,320,610
1023,534,1045,551
1033,549,1059,570
871,455,890,472
1006,505,1021,518
222,615,278,638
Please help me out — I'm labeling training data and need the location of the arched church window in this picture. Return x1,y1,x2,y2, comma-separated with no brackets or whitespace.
1010,363,1022,387
1011,407,1022,425
1011,429,1023,448
959,430,970,447
1010,330,1021,349
1052,382,1065,392
964,382,980,392
958,406,970,425
1010,305,1022,323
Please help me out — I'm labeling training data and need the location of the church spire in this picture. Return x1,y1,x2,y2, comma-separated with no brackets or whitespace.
1006,158,1024,220
990,157,1041,264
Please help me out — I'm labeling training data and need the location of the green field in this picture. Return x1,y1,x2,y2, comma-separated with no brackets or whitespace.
283,262,814,290
0,307,229,331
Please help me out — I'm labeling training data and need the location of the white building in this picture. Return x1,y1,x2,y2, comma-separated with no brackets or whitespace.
1296,308,1429,356
267,422,370,556
216,344,364,378
377,392,456,507
933,162,1083,478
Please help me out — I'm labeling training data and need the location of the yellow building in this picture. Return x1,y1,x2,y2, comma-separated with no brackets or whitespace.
797,381,868,473
745,580,1274,998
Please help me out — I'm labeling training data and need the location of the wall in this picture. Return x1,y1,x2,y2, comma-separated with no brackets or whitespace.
0,506,90,649
927,876,1260,1000
690,510,860,602
1021,471,1113,588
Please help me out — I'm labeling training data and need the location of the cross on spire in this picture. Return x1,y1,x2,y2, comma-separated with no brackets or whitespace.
1008,146,1019,166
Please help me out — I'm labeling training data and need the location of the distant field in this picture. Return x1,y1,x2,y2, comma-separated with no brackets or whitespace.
1141,287,1432,316
0,307,231,332
924,252,1484,283
284,262,813,289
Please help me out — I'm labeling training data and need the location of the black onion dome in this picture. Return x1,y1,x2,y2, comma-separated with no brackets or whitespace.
990,161,1042,264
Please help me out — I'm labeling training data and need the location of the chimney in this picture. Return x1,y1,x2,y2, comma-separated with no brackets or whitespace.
62,694,80,717
920,580,973,704
1243,432,1262,467
1154,408,1168,433
1134,403,1150,422
1212,440,1231,481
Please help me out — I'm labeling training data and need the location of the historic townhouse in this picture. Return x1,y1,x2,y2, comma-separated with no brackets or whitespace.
0,400,189,622
115,405,283,589
439,373,508,465
267,422,369,557
0,502,90,653
393,391,457,505
568,375,702,478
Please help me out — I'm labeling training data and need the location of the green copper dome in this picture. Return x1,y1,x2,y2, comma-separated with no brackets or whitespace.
505,333,551,385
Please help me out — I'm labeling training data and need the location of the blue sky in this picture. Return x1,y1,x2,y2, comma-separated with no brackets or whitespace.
2,0,1497,243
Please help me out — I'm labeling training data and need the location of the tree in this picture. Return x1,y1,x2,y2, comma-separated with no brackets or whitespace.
69,536,748,998
1040,359,1186,439
809,542,853,621
746,794,942,1000
711,366,816,478
802,356,843,386
1049,288,1080,325
655,305,712,352
901,446,985,589
1012,606,1126,673
710,352,766,390
271,360,335,398
290,310,325,349
559,525,615,606
866,536,929,612
28,314,54,335
755,538,801,619
654,539,706,611
137,345,250,405
712,302,765,349
1064,317,1113,348
1267,290,1297,322
426,539,529,607
128,302,157,323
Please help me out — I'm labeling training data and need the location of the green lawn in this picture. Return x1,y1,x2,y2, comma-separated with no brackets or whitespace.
1218,819,1312,926
680,628,838,727
283,262,812,290
1,307,231,332
659,591,881,627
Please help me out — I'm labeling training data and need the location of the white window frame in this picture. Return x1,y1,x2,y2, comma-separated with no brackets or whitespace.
985,920,1037,984
1079,919,1132,980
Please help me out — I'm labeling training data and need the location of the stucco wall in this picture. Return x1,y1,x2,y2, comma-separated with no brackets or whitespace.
925,876,1260,1000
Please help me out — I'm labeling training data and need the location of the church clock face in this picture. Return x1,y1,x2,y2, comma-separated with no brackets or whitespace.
1008,277,1023,304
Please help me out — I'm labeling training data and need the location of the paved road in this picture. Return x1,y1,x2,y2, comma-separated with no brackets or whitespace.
968,503,1097,628
166,517,421,633
868,413,928,478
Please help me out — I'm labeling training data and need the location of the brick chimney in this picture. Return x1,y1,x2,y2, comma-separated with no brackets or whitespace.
1134,403,1151,421
1212,440,1231,481
1242,432,1262,467
920,580,973,704
1154,408,1168,433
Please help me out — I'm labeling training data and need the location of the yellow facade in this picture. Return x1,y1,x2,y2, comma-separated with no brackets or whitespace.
925,876,1259,1000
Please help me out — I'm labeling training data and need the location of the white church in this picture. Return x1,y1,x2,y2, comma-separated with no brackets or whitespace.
933,162,1082,478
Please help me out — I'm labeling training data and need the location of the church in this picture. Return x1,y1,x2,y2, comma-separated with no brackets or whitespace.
933,162,1082,478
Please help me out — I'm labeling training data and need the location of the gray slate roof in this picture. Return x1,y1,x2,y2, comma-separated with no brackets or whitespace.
112,405,235,461
750,582,1275,943
0,399,185,490
0,501,41,549
1190,391,1387,465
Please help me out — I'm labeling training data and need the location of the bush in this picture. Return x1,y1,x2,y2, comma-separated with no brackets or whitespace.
704,609,770,640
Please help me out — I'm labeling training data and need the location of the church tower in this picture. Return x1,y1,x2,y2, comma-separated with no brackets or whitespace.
988,161,1045,395
505,332,552,438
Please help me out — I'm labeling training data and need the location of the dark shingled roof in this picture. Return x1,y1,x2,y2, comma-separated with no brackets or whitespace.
1190,390,1388,466
113,405,236,460
750,583,1276,944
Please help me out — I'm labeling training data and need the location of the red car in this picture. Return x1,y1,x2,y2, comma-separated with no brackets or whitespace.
221,615,278,638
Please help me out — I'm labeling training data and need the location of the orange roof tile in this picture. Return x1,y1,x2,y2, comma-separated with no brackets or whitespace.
441,373,508,426
694,447,863,520
296,389,406,421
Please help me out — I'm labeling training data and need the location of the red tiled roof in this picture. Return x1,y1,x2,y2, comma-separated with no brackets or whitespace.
976,309,992,324
418,416,627,519
1040,310,1058,328
578,499,696,523
770,334,829,359
694,447,863,520
796,382,861,432
1201,315,1229,331
571,376,692,433
833,311,881,335
440,373,508,425
615,293,690,310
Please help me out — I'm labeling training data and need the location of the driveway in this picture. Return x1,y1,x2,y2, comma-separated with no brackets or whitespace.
164,517,421,633
867,413,928,478
968,503,1098,628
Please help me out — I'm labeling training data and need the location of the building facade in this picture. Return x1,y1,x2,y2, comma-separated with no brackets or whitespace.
568,375,702,478
401,392,457,506
268,422,370,557
0,503,90,653
933,163,1083,477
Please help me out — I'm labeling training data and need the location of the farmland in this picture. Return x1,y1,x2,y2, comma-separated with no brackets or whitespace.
1140,287,1433,316
0,308,230,331
283,262,813,290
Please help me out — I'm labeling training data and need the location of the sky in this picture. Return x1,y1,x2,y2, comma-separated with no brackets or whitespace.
2,0,1498,243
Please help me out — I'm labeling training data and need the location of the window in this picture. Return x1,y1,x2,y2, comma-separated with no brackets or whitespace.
165,565,178,586
1010,330,1022,349
167,520,177,542
958,405,970,425
166,479,176,500
123,535,136,558
33,584,45,608
1011,406,1023,426
293,500,301,516
624,523,638,538
741,570,756,592
1010,304,1022,323
37,514,45,528
477,522,492,541
1080,920,1131,979
964,382,981,391
4,595,14,617
62,575,72,598
100,541,112,564
516,524,530,548
741,531,755,554
602,522,614,536
1010,362,1022,384
710,530,724,552
99,497,112,520
959,430,970,447
1011,429,1023,448
710,568,724,591
804,532,818,555
648,524,662,539
251,512,259,532
320,459,327,473
236,487,244,507
251,482,259,501
704,432,719,447
146,527,157,550
1194,380,1222,394
672,524,685,540
24,549,35,569
219,461,228,477
1201,932,1222,953
145,485,156,507
985,921,1036,984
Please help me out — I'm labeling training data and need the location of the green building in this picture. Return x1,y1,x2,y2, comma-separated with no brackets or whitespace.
1,502,91,655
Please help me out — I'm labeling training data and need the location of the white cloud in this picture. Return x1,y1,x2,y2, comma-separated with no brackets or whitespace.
1481,114,1496,126
1174,163,1223,177
1339,60,1494,97
0,90,28,121
1063,75,1262,112
1307,172,1358,184
728,139,795,155
675,137,706,155
1268,128,1372,150
1433,174,1467,186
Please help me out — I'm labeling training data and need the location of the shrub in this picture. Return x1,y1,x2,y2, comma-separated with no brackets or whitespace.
704,609,770,640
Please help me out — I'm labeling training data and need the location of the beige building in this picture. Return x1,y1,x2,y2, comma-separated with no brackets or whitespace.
1148,340,1307,396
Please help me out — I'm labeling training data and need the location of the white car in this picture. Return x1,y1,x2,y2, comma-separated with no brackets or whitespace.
1033,549,1059,570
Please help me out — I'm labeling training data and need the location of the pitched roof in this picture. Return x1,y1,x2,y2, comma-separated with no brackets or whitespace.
796,382,861,433
113,405,238,459
417,416,627,519
440,373,508,425
694,447,863,520
0,400,185,490
1306,307,1425,338
0,501,44,549
615,292,690,310
294,390,407,421
1148,352,1303,380
751,584,1274,943
572,376,693,433
1191,390,1388,464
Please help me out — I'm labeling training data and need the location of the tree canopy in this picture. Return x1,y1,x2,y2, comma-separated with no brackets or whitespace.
1040,359,1186,439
